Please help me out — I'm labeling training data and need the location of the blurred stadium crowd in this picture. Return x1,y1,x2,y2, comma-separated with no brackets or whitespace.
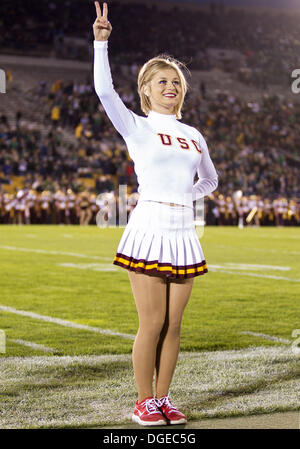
0,0,299,226
1,0,299,87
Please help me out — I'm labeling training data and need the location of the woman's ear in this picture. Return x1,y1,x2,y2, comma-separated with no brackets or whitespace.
142,84,150,97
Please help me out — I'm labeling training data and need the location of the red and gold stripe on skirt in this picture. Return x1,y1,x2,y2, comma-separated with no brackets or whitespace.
113,253,208,279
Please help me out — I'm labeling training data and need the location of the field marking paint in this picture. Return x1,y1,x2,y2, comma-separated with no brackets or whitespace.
209,267,300,282
240,331,291,345
0,329,5,353
1,345,292,368
58,263,118,272
0,345,298,427
9,338,55,353
213,230,299,240
0,345,293,366
0,346,288,364
211,263,290,271
0,245,111,261
0,305,135,340
217,244,300,256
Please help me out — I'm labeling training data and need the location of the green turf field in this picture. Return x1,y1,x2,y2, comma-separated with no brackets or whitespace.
0,225,299,356
0,225,299,428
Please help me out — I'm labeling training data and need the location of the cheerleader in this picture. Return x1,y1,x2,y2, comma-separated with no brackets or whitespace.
2,193,14,224
274,196,285,227
93,2,218,426
66,188,77,225
241,195,250,226
39,190,52,225
288,199,299,226
281,197,289,226
14,190,27,225
232,190,244,228
78,190,92,226
90,192,100,225
248,194,258,227
225,196,236,226
216,194,226,225
256,194,264,227
262,198,274,226
27,189,38,224
54,189,67,225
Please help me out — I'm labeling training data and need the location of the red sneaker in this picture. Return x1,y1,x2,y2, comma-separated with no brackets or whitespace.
158,395,187,425
132,397,167,426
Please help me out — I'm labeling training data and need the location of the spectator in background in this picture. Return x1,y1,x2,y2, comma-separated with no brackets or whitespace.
2,159,13,177
18,158,27,176
75,122,83,139
0,115,8,126
51,104,60,127
39,80,47,97
95,174,114,194
200,81,206,99
78,190,92,225
6,70,13,91
16,110,22,128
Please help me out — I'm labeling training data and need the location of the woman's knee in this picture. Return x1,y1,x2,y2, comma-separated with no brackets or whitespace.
166,320,182,338
139,317,166,339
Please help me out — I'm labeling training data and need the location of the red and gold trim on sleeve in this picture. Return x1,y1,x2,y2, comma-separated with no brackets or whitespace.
113,253,208,279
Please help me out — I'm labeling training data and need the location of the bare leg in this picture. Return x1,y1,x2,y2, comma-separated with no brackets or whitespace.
79,210,85,226
155,277,194,399
85,209,92,225
128,271,167,403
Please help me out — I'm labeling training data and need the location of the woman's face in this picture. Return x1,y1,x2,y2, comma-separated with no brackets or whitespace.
144,68,182,115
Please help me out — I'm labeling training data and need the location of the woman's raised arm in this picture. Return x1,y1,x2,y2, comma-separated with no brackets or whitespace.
93,2,137,138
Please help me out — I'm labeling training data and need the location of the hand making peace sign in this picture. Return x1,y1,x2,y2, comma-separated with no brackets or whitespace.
93,2,112,41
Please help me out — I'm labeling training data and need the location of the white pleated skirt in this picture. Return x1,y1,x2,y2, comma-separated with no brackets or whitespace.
113,200,208,279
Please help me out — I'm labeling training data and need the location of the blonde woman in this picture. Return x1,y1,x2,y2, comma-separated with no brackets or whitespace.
93,2,218,426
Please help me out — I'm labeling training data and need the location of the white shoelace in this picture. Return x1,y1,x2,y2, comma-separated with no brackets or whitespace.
144,398,162,414
159,395,178,412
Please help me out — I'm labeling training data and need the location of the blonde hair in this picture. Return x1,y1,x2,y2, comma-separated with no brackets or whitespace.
137,54,189,120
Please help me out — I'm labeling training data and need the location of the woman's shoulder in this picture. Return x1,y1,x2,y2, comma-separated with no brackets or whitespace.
177,119,206,142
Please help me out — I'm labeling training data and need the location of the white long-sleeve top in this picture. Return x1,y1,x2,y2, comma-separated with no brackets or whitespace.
93,40,218,208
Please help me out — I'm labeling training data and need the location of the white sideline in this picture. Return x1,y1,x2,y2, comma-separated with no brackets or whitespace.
9,338,55,353
0,305,135,340
58,263,117,272
240,331,291,344
1,245,297,280
0,245,111,261
0,345,294,365
215,263,290,271
209,268,300,282
217,244,300,256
